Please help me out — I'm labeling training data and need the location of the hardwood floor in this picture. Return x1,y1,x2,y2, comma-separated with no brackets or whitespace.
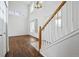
5,35,43,57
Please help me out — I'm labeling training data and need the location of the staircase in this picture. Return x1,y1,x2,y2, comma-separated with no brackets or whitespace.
31,1,79,57
38,1,66,51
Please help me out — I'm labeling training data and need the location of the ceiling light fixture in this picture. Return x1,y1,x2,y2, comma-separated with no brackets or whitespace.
34,1,43,9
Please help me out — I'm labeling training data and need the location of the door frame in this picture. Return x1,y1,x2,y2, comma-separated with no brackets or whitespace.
4,1,9,53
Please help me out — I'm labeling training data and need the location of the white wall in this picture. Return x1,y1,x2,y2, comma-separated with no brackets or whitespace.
41,31,79,57
8,1,30,36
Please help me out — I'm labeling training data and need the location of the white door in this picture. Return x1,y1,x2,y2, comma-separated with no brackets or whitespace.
0,1,7,57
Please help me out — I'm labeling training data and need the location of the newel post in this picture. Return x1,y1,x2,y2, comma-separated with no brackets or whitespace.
38,26,42,51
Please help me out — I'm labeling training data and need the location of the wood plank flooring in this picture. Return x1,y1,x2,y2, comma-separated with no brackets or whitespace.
5,35,43,57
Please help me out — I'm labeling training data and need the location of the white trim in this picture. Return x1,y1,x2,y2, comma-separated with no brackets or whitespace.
41,28,79,51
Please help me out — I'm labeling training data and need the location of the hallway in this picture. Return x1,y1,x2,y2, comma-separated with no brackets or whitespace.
6,35,43,57
0,1,79,57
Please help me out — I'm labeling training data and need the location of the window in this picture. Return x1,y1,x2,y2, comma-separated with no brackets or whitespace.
30,19,38,33
55,10,62,28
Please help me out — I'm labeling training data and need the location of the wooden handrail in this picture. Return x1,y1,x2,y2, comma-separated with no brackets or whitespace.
38,26,42,51
41,1,66,31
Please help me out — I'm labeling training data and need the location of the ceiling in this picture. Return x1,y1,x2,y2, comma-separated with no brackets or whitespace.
8,1,32,16
8,1,32,6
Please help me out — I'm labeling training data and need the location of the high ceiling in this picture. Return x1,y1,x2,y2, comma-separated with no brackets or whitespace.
8,1,32,16
8,1,32,6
